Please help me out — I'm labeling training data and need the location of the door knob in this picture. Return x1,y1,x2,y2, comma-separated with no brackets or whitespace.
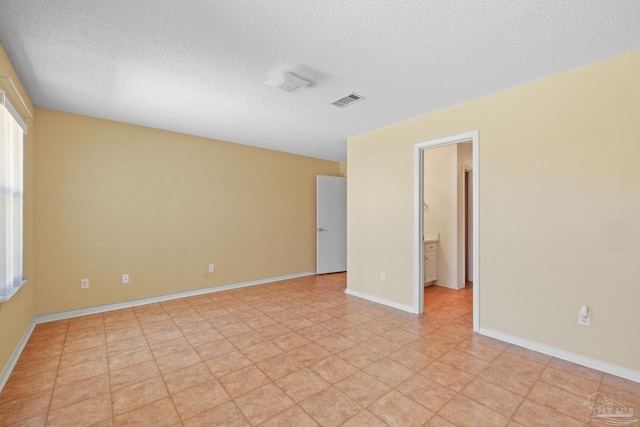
317,227,325,232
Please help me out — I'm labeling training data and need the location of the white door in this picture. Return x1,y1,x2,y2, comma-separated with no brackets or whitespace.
316,176,347,274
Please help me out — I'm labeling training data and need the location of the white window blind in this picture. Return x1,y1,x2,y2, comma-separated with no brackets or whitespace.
0,91,27,303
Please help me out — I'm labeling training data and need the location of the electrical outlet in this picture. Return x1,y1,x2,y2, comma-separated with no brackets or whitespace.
380,271,385,280
578,310,591,327
208,264,215,273
81,279,89,289
122,274,129,284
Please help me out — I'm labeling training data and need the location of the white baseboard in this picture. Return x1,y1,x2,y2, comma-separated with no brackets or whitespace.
344,288,415,314
0,319,36,392
0,271,314,392
479,327,640,384
35,271,315,324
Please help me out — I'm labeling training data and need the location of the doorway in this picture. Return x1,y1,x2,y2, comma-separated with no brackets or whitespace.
413,131,479,331
316,175,347,274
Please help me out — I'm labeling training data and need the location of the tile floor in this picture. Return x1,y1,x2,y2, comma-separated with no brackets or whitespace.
1,273,639,426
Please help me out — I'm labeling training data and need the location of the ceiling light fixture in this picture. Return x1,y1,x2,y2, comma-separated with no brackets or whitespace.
265,71,310,93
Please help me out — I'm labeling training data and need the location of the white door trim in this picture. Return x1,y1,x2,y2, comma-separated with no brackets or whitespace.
413,131,480,332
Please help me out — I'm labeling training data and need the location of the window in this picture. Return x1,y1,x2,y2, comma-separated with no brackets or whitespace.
0,91,27,303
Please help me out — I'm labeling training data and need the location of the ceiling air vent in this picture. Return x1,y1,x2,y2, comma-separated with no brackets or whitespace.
331,93,364,108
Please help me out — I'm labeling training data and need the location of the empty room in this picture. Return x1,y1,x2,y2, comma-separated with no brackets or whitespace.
1,1,639,426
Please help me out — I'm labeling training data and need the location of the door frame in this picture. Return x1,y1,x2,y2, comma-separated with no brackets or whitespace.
463,166,473,283
413,130,479,331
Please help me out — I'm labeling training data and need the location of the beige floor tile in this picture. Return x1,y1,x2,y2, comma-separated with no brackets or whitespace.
420,360,474,392
539,366,600,396
65,325,105,342
369,390,433,426
602,373,640,397
439,349,490,375
456,338,503,361
422,415,458,426
299,387,361,427
107,346,153,372
439,394,509,427
46,393,112,427
287,342,333,366
460,377,524,418
512,399,587,427
50,373,111,411
341,410,388,427
504,344,553,365
10,355,60,380
359,336,402,356
183,326,224,347
335,344,382,369
105,326,144,345
56,356,108,386
477,363,537,396
218,365,270,398
194,337,238,360
183,401,250,426
297,324,333,341
113,397,180,427
162,361,216,395
148,336,192,358
315,333,356,353
240,340,284,363
334,371,391,407
217,321,253,337
205,350,253,377
111,376,168,415
527,381,591,421
0,390,52,426
59,344,107,370
155,347,202,375
0,370,57,405
256,323,292,339
597,384,640,415
275,368,331,403
547,357,603,383
105,335,148,356
271,331,310,351
338,326,377,343
380,328,421,346
226,330,266,349
234,383,295,426
16,342,64,366
171,379,230,420
109,359,161,391
491,352,546,379
387,347,433,371
363,357,414,387
259,405,319,427
256,352,304,381
438,323,475,339
309,355,358,384
396,374,456,412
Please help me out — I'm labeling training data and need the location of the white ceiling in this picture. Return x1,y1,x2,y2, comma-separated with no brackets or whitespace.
1,1,639,161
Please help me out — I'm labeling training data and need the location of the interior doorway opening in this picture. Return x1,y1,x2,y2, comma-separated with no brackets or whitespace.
413,131,479,331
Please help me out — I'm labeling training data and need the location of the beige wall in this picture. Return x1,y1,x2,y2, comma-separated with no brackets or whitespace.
0,44,36,375
347,50,640,372
34,109,339,315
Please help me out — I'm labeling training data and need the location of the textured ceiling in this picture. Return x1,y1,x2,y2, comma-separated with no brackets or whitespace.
1,1,639,161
